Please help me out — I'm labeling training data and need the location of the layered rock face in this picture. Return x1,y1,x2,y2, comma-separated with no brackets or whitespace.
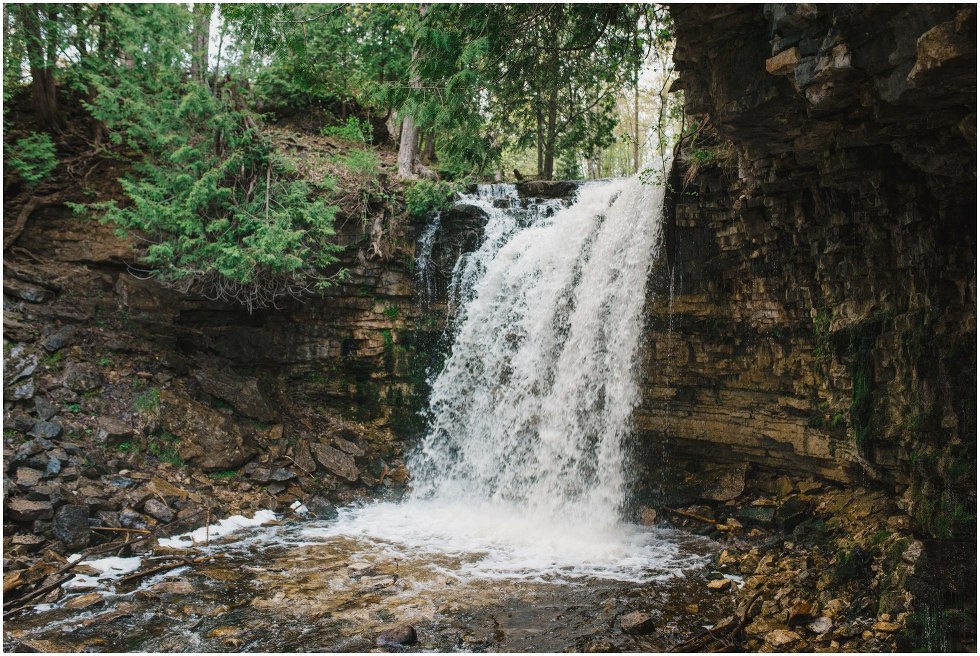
639,4,975,537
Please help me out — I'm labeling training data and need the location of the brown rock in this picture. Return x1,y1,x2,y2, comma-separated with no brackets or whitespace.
766,47,801,75
707,578,736,592
311,442,359,482
638,506,658,526
7,499,54,521
149,580,195,595
294,440,316,474
686,463,748,502
192,367,278,423
65,592,105,610
332,436,365,457
765,629,801,648
16,467,43,488
96,418,134,448
619,611,654,635
787,601,816,626
872,621,901,633
375,624,417,647
159,391,259,471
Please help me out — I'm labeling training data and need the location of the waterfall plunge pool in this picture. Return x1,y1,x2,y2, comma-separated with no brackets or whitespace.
6,504,725,652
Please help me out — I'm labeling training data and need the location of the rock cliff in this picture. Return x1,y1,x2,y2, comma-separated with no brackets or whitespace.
637,3,975,539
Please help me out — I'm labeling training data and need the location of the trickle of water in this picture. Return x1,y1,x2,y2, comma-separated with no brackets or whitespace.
414,211,442,306
412,178,666,527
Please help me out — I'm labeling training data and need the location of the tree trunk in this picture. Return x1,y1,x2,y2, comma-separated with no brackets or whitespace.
19,4,58,132
543,95,558,180
397,4,428,179
536,105,544,178
191,3,211,86
633,85,641,174
421,132,436,164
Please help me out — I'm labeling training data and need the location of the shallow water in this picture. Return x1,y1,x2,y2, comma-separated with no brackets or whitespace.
6,503,725,653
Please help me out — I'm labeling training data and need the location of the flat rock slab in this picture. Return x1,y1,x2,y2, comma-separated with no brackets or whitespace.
311,443,359,482
159,391,259,471
620,611,654,635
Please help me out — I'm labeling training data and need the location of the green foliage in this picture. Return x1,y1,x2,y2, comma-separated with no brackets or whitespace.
67,402,82,413
383,305,400,321
134,387,160,413
98,355,113,367
332,148,379,178
403,180,457,218
7,132,58,186
148,431,182,466
42,351,63,366
321,117,373,144
209,469,238,480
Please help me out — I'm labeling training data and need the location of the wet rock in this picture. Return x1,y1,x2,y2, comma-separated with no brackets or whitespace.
583,639,619,652
619,611,654,635
305,496,338,519
685,462,748,501
65,592,104,610
41,326,76,353
143,498,174,523
311,443,360,482
159,391,260,471
16,467,43,488
7,499,54,521
192,367,278,423
28,421,62,440
638,506,658,526
515,180,580,199
736,506,776,527
348,562,376,577
375,624,417,647
54,504,91,550
34,397,58,421
707,577,736,592
62,363,103,393
96,418,134,448
149,580,194,595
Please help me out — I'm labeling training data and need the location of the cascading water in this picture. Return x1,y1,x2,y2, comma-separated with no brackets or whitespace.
305,175,707,582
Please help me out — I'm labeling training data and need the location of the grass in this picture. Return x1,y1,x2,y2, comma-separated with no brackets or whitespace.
148,431,183,466
42,352,63,366
209,470,238,480
134,387,160,413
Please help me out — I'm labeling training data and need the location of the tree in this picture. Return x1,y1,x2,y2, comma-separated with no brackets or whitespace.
397,3,428,179
15,4,61,131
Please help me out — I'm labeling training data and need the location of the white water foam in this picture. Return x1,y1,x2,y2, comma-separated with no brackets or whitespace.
158,509,278,549
312,176,700,583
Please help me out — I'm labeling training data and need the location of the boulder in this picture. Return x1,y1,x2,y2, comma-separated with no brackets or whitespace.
143,498,174,523
28,421,62,440
16,467,43,488
638,507,658,526
305,496,338,520
9,378,36,401
53,504,91,550
34,397,59,421
41,326,76,353
764,629,801,649
332,436,365,457
158,391,259,472
6,499,54,521
311,443,359,482
684,463,749,502
619,611,654,635
96,418,134,448
375,624,417,647
192,367,278,423
62,363,103,393
294,440,316,474
774,496,813,531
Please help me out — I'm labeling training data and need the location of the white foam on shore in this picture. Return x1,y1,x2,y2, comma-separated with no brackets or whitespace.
157,509,278,549
63,555,144,589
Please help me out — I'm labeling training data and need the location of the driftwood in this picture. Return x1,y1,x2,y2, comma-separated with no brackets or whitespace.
117,554,218,585
670,587,766,652
665,506,717,525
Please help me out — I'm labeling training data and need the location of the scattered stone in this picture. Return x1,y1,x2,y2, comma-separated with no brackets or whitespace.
65,592,105,610
775,475,795,498
54,504,92,550
44,458,62,478
311,442,360,482
9,378,36,400
11,534,46,552
96,418,134,448
110,476,138,489
774,496,812,530
808,617,833,635
583,639,619,652
294,440,316,473
375,624,417,647
707,578,736,592
685,462,748,501
269,467,296,482
765,629,801,648
16,467,43,488
34,397,59,421
685,604,699,614
305,496,338,520
7,499,54,521
619,611,654,635
119,509,148,529
872,621,901,633
638,506,658,526
41,326,76,353
332,436,365,457
736,506,776,527
886,514,912,531
143,498,175,523
797,480,822,494
149,580,195,595
348,562,376,578
11,412,36,433
787,601,815,626
62,362,103,393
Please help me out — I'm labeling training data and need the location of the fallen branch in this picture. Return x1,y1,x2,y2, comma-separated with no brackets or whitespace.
117,554,217,585
665,507,716,525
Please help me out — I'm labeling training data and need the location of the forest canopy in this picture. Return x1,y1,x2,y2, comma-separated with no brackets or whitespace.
3,3,680,308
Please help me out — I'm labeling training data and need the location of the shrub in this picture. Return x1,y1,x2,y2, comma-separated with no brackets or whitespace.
7,132,58,186
321,117,372,143
404,179,457,218
134,387,160,413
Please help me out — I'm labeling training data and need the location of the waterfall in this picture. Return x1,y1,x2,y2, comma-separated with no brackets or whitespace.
307,176,703,584
411,177,665,526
